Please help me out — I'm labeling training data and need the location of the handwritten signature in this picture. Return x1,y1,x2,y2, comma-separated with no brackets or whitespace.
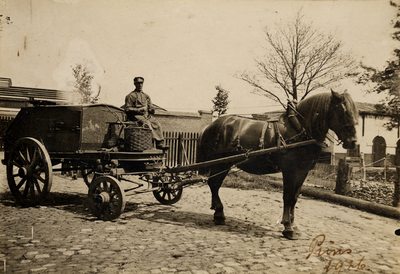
306,234,366,273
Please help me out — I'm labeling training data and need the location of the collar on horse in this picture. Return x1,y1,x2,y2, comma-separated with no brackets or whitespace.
258,100,313,150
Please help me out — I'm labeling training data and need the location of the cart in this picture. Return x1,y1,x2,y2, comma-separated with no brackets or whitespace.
2,102,318,221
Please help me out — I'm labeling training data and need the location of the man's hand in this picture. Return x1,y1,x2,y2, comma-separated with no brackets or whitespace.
135,107,146,114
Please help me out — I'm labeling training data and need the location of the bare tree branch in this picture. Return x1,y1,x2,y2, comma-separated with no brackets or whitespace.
238,10,356,103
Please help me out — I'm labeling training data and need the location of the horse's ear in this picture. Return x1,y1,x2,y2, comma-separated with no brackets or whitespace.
331,89,343,103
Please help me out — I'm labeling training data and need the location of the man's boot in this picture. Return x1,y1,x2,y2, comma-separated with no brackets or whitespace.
156,140,169,150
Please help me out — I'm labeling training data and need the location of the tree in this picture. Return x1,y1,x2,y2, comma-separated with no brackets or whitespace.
357,1,400,131
240,10,356,107
71,64,100,104
212,85,230,117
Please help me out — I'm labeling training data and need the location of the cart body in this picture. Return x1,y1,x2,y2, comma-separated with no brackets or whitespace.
3,104,124,160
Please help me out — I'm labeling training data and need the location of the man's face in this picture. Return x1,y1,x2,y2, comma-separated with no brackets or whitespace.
134,81,143,91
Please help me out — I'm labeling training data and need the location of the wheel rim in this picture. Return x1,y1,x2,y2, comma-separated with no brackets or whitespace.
153,178,183,205
88,176,126,221
7,137,53,206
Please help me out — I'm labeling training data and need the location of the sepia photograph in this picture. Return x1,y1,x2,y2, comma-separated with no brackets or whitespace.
0,0,399,273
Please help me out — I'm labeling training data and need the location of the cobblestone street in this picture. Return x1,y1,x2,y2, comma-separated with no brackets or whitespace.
1,171,399,274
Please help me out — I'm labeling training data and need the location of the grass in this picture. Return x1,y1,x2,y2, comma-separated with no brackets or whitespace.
222,170,281,191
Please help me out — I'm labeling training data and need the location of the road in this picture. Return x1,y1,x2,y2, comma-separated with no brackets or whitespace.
0,170,399,274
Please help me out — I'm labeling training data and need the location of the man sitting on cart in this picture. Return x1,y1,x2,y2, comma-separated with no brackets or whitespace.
124,77,168,149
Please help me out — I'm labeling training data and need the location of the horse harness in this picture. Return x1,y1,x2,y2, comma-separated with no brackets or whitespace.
258,116,311,151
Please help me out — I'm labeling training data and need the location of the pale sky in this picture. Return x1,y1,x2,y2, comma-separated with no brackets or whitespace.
0,0,398,114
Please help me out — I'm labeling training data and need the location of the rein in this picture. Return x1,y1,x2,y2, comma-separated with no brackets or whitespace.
330,102,354,146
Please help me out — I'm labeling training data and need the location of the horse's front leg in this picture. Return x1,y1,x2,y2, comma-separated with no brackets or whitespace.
281,199,298,240
281,168,309,240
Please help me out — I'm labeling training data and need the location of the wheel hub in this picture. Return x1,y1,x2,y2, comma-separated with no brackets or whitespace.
18,166,32,178
95,192,110,204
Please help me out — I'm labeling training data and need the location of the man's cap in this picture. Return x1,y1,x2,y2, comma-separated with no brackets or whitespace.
134,77,144,83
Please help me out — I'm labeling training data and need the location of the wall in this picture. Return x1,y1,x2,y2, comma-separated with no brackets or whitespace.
359,114,398,155
154,110,212,133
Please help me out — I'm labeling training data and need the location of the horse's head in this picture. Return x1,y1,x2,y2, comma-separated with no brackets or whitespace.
329,90,359,150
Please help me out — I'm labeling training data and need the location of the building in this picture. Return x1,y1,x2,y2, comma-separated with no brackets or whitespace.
334,102,398,167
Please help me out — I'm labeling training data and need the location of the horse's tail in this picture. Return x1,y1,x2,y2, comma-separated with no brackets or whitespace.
196,115,237,175
196,125,208,161
196,123,215,176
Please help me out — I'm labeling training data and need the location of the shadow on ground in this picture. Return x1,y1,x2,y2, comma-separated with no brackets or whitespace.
0,190,94,218
0,190,286,239
123,202,284,239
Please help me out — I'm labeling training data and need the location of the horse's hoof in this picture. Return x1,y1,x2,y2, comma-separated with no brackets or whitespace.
214,217,225,225
282,230,299,240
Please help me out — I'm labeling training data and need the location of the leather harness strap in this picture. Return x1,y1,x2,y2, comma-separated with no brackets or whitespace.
273,122,287,151
259,122,270,149
259,121,289,150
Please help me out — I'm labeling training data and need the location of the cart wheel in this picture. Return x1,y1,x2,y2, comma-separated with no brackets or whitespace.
153,182,183,205
88,176,126,221
6,137,53,206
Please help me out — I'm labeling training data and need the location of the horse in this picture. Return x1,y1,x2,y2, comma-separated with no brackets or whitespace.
197,90,359,240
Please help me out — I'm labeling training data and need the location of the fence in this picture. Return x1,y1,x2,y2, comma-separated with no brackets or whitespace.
0,116,13,150
306,154,399,196
164,131,199,168
0,115,200,166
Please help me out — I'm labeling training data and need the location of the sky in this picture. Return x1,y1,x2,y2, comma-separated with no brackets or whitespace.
0,0,398,114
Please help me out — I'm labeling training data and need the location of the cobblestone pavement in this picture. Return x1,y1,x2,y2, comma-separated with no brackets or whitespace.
0,171,399,274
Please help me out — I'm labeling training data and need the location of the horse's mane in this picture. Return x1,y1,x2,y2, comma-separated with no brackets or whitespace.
296,92,358,140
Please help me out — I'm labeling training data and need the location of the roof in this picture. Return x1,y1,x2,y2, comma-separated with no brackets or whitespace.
0,86,68,102
355,102,388,116
252,111,283,121
253,101,389,120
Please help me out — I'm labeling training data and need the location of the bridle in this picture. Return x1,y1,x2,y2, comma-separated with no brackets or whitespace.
329,101,355,146
287,98,355,146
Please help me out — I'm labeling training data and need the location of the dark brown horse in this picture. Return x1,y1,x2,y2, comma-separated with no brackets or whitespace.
197,90,359,240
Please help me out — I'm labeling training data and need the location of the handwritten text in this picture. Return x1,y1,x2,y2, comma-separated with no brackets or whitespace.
306,234,366,273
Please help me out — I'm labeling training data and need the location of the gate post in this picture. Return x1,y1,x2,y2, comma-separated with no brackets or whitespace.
335,158,352,195
393,140,400,207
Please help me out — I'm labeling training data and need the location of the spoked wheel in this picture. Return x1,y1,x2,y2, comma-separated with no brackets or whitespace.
6,137,53,206
88,176,126,221
153,177,183,205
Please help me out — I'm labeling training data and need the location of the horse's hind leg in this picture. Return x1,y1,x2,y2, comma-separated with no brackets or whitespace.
207,166,230,225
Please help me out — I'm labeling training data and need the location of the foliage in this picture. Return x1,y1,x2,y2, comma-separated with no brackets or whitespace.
357,1,400,131
212,85,230,117
71,64,99,104
239,10,356,106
